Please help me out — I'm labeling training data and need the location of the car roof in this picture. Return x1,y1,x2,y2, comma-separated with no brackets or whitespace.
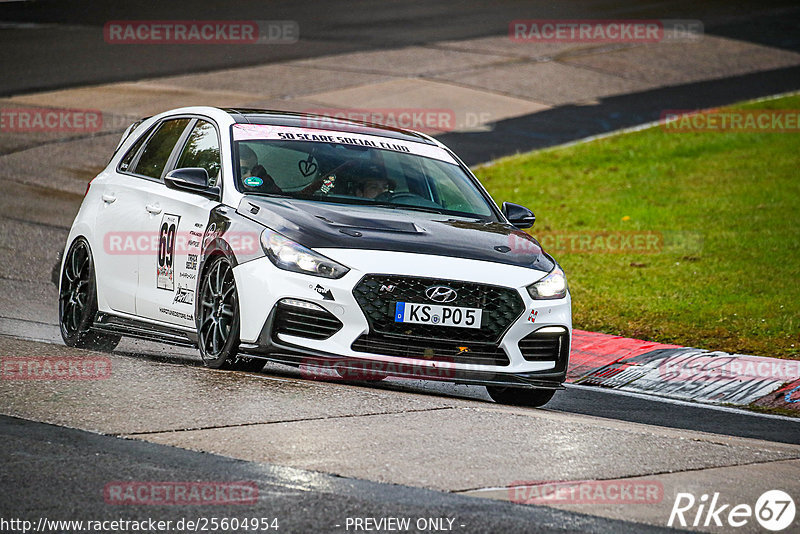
222,108,437,145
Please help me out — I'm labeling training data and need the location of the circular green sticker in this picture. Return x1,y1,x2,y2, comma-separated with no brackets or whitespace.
244,176,263,187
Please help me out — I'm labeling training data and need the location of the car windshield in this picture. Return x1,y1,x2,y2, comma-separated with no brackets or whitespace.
233,138,497,220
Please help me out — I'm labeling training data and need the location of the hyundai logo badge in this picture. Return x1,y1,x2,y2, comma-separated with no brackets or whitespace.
425,286,458,303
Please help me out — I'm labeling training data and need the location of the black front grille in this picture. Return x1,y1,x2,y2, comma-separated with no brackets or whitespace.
351,333,509,366
352,275,524,344
519,329,569,362
272,301,342,341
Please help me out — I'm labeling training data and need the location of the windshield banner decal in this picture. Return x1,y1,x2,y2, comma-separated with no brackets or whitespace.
232,124,457,164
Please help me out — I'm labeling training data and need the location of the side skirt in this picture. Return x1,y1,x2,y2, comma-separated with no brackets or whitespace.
91,312,197,347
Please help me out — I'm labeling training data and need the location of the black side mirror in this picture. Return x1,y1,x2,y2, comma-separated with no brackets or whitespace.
502,202,536,229
164,168,220,200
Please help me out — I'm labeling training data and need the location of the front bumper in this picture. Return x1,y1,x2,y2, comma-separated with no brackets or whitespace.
234,250,571,388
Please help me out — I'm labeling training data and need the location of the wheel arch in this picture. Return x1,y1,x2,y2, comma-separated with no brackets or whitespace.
59,231,94,293
194,238,240,328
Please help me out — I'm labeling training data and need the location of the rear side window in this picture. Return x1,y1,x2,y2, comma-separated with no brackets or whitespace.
132,118,190,179
118,126,152,172
176,120,221,185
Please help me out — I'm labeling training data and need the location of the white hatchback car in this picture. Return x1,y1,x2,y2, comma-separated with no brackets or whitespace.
59,107,571,406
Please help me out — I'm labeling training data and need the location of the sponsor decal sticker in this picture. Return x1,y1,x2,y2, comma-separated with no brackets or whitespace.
185,254,198,270
311,284,334,301
157,214,180,291
298,154,317,177
173,285,194,305
320,175,335,194
232,124,458,164
159,307,193,321
243,176,263,187
202,222,221,250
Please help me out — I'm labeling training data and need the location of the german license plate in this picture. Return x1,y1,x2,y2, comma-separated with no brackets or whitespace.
394,302,482,329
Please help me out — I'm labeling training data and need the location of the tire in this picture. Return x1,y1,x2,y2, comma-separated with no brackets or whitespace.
196,255,263,371
232,357,266,372
51,250,62,287
486,386,556,407
59,238,121,352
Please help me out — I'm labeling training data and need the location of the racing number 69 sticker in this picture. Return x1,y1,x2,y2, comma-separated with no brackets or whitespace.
157,214,181,290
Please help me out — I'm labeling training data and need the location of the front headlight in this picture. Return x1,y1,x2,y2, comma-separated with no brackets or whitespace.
527,266,568,300
260,229,349,279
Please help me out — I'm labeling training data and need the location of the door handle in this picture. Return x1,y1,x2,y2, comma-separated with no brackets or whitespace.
145,204,162,214
102,194,117,204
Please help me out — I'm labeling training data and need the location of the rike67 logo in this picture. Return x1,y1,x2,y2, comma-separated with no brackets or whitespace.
669,490,796,531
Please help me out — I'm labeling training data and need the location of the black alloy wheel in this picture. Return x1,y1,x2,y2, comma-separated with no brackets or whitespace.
197,255,263,371
59,238,120,351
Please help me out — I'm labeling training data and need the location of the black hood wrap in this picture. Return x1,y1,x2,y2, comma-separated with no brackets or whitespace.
238,197,555,272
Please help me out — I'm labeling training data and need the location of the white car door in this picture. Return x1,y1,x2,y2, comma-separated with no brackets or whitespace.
92,125,155,315
135,118,223,328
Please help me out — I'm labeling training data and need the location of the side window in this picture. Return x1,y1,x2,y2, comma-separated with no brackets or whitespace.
132,118,190,179
176,120,221,185
421,158,492,216
118,126,152,172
